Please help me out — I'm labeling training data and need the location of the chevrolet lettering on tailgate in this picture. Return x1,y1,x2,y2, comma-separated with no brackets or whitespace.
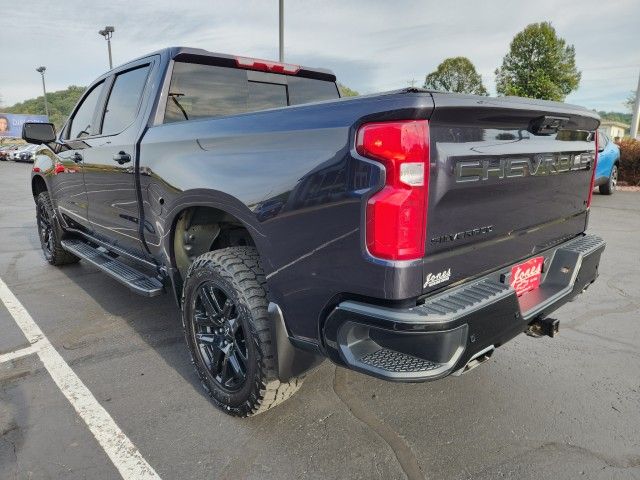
455,153,594,183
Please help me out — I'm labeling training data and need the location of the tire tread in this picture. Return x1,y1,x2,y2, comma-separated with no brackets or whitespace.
182,246,302,417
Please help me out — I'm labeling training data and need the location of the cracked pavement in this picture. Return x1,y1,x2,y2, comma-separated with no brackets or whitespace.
1,160,639,479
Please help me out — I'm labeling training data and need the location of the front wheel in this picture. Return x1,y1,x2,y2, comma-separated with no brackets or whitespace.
599,165,618,195
35,192,79,266
182,247,303,416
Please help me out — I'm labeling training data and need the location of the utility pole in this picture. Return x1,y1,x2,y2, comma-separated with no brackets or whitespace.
36,66,49,118
631,69,640,139
279,0,284,62
99,26,115,69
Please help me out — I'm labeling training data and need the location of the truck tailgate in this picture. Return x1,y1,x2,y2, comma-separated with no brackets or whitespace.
422,93,600,293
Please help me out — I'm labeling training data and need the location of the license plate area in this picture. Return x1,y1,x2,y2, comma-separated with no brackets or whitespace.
510,256,544,297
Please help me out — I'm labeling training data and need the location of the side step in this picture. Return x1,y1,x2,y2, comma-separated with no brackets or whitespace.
61,239,164,297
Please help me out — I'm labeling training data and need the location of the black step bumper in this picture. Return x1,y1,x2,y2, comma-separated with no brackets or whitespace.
323,234,605,382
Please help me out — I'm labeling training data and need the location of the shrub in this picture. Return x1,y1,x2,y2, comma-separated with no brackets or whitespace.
616,138,640,185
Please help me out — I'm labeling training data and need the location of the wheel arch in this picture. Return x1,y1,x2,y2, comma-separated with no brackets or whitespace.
164,197,271,295
32,174,48,198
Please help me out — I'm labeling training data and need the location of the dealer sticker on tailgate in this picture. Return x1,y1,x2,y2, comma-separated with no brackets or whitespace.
510,256,544,296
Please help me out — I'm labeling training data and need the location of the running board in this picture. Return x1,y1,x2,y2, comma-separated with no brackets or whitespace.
61,239,164,297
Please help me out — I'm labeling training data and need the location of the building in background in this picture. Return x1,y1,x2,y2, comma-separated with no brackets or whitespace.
599,120,629,140
0,113,49,139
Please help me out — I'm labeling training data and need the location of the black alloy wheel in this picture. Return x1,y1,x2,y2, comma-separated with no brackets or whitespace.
34,192,79,266
182,247,303,416
37,199,55,260
192,281,249,391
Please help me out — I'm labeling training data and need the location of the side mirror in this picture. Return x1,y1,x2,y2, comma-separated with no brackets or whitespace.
22,122,56,145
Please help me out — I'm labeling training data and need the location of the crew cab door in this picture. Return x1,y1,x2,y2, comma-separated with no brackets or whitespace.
82,60,154,256
54,80,108,230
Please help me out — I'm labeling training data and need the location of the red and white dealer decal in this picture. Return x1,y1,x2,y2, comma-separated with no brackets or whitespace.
510,256,544,296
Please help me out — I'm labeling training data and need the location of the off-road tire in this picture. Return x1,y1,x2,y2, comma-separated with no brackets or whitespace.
182,247,303,416
599,164,618,195
35,192,80,266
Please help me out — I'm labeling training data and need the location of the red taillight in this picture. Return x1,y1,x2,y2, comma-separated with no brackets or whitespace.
356,120,430,260
587,132,598,208
235,56,300,75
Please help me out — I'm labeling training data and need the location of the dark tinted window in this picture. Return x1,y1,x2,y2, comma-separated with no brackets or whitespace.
287,76,339,105
248,81,287,110
164,62,339,123
164,63,246,122
68,82,104,139
102,66,150,135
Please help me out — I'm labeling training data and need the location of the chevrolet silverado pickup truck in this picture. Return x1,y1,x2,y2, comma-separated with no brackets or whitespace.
22,47,605,417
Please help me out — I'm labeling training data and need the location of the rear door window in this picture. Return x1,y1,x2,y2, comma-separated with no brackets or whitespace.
101,65,151,135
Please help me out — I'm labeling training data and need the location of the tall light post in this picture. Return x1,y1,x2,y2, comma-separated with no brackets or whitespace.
279,0,284,62
98,26,115,69
630,69,640,139
35,66,49,118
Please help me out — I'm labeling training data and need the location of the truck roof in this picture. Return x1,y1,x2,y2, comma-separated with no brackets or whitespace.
115,46,337,82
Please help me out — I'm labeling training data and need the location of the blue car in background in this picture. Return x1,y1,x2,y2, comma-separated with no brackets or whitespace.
595,130,620,195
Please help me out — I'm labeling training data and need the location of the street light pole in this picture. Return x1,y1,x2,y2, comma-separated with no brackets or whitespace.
36,66,49,118
630,69,640,139
279,0,284,62
98,26,115,70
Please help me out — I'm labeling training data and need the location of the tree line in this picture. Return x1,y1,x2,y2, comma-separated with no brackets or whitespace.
3,86,86,131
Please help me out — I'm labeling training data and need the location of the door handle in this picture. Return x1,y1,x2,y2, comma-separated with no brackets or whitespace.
113,151,131,165
72,152,83,163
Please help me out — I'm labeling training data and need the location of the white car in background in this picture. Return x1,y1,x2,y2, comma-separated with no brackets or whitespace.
9,144,33,161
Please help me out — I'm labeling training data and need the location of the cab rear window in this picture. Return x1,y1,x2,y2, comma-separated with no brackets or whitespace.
163,62,339,123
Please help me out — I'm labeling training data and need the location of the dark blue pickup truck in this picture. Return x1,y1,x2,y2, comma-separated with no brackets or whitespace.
22,47,604,416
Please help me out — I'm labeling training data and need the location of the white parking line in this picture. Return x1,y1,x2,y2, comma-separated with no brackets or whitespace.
0,344,40,364
0,276,161,480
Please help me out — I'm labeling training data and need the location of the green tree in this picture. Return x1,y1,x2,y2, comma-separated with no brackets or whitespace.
6,85,86,130
423,57,488,95
495,22,581,101
338,83,359,97
627,92,637,111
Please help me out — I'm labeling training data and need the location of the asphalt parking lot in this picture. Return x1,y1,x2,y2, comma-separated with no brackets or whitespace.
1,160,639,480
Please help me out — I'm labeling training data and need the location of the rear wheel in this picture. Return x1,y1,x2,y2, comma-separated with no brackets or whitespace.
599,164,618,195
35,192,79,266
182,247,303,416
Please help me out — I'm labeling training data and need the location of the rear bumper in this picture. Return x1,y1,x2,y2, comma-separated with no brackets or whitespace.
323,234,605,382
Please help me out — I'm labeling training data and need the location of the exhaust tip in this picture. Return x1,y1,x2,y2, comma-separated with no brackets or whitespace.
452,345,495,376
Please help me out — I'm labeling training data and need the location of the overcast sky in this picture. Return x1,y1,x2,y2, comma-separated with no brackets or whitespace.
1,0,638,112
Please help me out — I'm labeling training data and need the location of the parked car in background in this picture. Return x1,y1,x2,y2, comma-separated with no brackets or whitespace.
0,144,21,161
9,144,31,161
18,144,39,162
595,130,620,195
